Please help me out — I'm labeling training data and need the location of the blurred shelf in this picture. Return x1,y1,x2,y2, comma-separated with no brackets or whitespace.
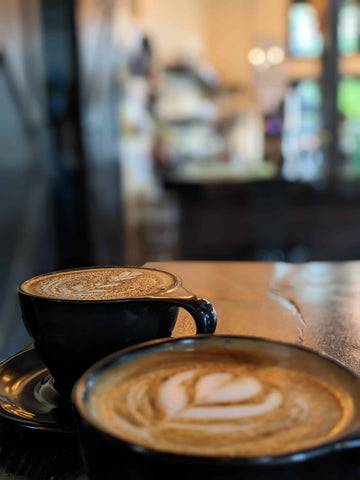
285,57,321,81
340,53,360,77
285,54,360,81
162,161,278,185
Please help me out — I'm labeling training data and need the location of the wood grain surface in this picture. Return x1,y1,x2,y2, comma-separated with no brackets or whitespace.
147,261,360,375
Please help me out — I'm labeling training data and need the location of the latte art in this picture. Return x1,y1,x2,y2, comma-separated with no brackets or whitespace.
21,267,177,300
89,350,354,457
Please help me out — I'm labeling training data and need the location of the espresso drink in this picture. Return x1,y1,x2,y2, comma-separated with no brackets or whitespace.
87,348,354,457
20,267,177,301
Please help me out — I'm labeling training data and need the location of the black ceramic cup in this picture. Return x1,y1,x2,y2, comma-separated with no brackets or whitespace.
18,266,217,396
73,335,360,480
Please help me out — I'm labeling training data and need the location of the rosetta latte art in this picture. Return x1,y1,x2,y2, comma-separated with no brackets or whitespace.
21,267,176,300
41,271,143,298
90,352,354,457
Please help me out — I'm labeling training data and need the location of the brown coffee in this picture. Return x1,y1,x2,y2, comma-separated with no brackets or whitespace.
20,267,178,301
87,348,354,457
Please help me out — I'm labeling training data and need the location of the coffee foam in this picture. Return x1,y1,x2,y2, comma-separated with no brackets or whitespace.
88,349,354,457
21,267,177,301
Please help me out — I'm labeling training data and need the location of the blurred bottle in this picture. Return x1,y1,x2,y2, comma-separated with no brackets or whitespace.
282,80,324,181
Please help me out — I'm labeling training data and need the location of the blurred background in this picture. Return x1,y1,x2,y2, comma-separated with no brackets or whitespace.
1,0,360,356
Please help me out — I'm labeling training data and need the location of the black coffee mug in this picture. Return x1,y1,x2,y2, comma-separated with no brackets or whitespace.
18,267,217,395
72,335,360,480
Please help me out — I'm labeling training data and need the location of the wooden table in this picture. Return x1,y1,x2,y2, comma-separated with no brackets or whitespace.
150,261,360,375
2,261,360,479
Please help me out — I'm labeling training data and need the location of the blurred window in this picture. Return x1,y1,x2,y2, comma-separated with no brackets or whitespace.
338,0,360,55
289,3,324,57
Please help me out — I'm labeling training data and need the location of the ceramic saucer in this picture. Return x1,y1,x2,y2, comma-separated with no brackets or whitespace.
57,467,88,480
59,469,88,480
0,346,74,433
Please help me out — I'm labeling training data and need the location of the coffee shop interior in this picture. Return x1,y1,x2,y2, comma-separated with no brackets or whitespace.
1,0,360,358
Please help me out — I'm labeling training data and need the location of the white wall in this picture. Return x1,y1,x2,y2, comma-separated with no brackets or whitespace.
135,0,205,64
134,0,289,85
203,0,289,85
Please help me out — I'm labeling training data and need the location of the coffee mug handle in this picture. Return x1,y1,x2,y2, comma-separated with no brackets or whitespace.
171,297,217,333
155,289,217,333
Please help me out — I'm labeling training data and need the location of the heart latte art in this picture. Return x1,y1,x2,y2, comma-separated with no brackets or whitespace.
20,267,177,301
88,350,354,457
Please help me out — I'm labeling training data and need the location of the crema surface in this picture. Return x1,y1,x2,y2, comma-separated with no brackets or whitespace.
88,350,354,457
21,267,177,300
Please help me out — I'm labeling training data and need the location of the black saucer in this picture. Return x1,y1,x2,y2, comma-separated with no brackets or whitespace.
0,346,74,433
59,469,88,480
